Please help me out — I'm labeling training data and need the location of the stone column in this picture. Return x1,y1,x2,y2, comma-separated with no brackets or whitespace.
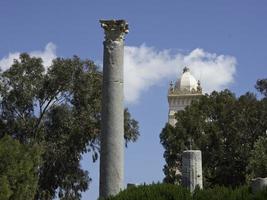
99,20,129,198
251,177,267,193
182,150,203,192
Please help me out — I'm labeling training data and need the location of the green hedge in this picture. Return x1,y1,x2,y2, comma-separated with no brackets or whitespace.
193,186,267,200
104,184,267,200
104,184,190,200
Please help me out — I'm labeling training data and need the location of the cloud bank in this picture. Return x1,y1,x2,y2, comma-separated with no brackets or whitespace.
0,42,56,72
0,43,237,104
124,45,236,103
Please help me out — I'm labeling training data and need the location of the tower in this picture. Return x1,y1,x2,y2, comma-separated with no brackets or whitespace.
168,67,202,126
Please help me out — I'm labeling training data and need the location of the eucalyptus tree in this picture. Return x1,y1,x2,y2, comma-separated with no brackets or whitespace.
0,53,139,199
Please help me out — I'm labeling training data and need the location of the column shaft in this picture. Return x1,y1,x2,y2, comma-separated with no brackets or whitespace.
99,20,128,198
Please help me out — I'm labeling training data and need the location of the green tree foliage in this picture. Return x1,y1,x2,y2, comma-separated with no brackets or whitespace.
256,79,267,97
0,53,139,199
124,108,139,147
160,89,267,187
246,78,267,178
0,135,41,200
248,136,267,178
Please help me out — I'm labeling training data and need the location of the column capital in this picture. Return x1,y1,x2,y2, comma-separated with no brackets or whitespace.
100,19,129,42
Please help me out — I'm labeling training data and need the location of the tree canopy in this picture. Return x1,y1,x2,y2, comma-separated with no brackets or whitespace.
160,81,267,187
0,53,139,199
0,135,41,200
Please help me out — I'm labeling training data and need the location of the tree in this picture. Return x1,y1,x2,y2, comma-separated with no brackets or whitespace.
247,136,267,178
0,54,139,199
248,78,267,178
0,135,41,200
160,89,267,187
256,79,267,97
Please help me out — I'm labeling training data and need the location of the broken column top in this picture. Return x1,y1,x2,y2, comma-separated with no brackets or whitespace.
100,19,129,41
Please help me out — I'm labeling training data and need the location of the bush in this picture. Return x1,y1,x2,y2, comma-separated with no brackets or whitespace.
105,184,267,200
193,186,252,200
105,184,191,200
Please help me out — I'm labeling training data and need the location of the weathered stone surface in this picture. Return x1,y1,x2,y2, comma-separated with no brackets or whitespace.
100,19,128,42
182,150,203,192
251,177,267,193
99,19,128,198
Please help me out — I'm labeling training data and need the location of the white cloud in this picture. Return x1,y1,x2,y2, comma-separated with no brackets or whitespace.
29,43,57,68
0,43,236,105
0,42,57,72
124,45,237,103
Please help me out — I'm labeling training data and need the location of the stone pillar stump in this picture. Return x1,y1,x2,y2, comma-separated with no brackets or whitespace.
182,150,203,192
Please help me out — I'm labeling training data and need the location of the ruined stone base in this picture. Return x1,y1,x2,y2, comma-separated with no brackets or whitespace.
251,177,267,193
182,150,203,192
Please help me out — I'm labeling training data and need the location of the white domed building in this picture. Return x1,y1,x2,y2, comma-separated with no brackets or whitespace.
168,67,202,126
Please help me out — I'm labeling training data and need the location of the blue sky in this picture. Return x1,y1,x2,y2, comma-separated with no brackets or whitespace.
0,1,267,199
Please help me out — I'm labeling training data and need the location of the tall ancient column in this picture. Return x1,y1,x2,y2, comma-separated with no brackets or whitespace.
99,20,129,198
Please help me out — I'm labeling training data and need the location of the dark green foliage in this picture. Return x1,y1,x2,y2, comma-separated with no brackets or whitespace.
256,79,267,97
124,108,139,147
0,135,42,200
160,89,267,187
105,184,191,200
0,54,139,199
247,136,267,178
105,184,267,200
193,186,267,200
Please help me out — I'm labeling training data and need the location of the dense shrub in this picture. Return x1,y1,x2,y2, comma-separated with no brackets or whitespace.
105,184,191,200
105,184,267,200
193,186,267,200
193,186,251,200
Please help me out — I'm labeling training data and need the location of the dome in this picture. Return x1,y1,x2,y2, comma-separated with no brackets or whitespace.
175,67,198,92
